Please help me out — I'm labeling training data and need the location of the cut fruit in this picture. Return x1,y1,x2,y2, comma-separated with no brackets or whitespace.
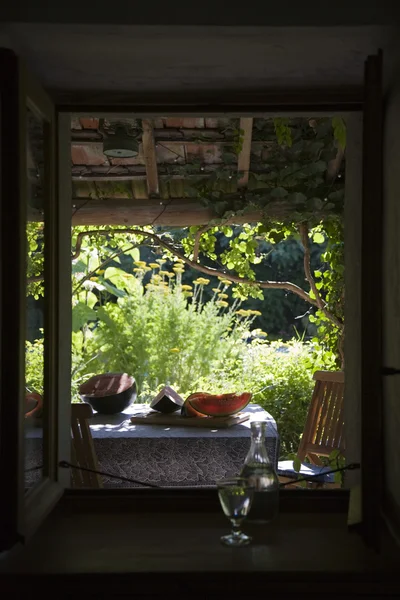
188,392,252,417
181,392,211,417
150,386,184,413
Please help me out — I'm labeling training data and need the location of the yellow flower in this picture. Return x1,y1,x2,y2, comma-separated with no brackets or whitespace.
173,266,184,273
169,348,180,353
97,269,105,275
212,288,220,293
236,309,251,317
183,292,193,297
90,277,97,281
216,300,229,308
159,270,170,276
258,331,268,337
149,263,160,269
219,278,232,287
165,272,175,278
218,293,228,299
250,310,262,316
133,268,144,273
181,285,193,291
134,260,147,267
193,277,210,286
156,258,166,265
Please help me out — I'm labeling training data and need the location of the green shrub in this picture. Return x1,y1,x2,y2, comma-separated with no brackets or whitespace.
80,265,262,401
25,334,44,394
192,339,335,457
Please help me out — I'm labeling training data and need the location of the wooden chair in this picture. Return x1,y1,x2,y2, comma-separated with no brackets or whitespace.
71,403,102,488
278,370,345,487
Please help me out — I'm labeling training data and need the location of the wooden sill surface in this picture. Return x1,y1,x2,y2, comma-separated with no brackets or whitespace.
1,507,393,576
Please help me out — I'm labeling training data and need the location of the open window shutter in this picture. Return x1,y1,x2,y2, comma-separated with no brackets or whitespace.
0,49,71,550
361,50,383,549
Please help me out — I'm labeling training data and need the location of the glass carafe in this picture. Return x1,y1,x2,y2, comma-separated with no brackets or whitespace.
240,421,279,523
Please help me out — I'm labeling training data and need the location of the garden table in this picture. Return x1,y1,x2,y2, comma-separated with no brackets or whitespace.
25,403,279,488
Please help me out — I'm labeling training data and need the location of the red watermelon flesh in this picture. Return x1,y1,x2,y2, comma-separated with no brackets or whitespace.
181,392,210,417
188,392,252,417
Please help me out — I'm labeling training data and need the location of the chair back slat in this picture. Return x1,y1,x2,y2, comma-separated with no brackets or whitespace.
297,371,345,463
71,403,102,488
325,383,343,446
314,380,332,445
320,385,336,445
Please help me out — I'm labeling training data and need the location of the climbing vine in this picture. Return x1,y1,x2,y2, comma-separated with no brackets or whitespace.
27,116,346,365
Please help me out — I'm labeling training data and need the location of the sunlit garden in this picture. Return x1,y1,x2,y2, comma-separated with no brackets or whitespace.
25,116,345,459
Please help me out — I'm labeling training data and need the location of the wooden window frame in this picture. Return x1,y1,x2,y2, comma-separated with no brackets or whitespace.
0,49,383,551
0,50,71,550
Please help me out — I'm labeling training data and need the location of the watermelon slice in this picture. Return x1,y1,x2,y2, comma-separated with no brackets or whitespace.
188,392,252,417
181,392,211,417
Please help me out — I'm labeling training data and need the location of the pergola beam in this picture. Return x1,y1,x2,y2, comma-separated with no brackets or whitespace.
71,127,238,144
57,196,329,227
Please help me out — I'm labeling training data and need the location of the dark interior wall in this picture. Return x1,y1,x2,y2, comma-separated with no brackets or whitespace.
383,40,400,537
0,1,399,26
383,42,400,536
0,24,395,97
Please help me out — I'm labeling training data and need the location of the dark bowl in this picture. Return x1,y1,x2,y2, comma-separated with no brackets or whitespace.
79,373,137,415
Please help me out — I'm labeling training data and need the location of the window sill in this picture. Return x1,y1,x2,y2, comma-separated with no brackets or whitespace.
1,489,399,596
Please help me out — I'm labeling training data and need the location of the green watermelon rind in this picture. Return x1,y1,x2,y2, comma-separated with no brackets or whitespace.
188,392,252,417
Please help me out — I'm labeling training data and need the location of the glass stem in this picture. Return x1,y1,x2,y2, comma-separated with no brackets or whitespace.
231,520,241,537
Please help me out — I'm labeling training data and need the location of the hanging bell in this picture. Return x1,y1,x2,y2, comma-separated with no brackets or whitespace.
103,125,140,158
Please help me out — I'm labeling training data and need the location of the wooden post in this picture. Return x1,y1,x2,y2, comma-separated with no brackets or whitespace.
142,119,159,197
237,117,253,188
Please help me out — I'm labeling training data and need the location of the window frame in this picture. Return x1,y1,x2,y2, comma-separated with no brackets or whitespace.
0,50,71,549
0,49,383,551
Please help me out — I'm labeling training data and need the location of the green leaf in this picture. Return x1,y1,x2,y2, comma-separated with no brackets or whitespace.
97,306,116,328
88,254,100,273
287,192,307,205
293,456,301,473
125,247,140,262
329,449,341,460
85,291,99,309
334,471,342,484
271,187,288,198
313,232,325,244
221,152,237,164
312,198,324,211
72,259,87,274
72,302,97,332
332,116,346,150
101,280,127,298
104,266,129,289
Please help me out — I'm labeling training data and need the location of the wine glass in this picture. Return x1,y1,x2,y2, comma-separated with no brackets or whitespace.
217,477,254,547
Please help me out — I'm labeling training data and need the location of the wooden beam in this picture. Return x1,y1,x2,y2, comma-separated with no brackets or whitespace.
57,196,331,227
237,117,253,187
68,197,259,226
141,119,159,197
71,128,234,143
